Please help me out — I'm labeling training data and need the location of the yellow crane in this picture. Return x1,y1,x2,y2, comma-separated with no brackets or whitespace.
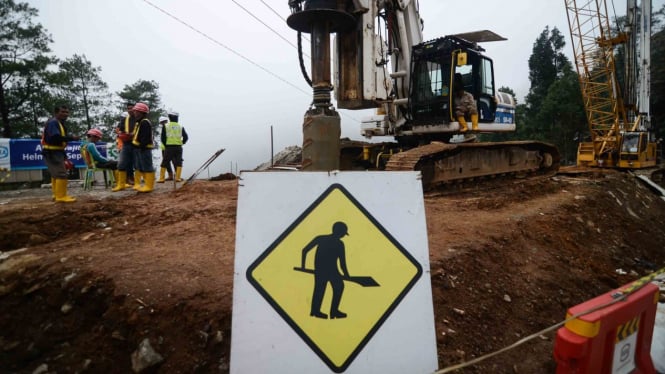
565,0,657,168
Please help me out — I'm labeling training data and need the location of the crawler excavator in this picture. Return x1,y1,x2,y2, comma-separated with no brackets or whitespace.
286,0,559,190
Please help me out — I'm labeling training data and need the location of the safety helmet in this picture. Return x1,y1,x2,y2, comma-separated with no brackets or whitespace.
86,128,103,138
332,221,349,237
158,116,169,123
168,111,179,117
133,102,149,113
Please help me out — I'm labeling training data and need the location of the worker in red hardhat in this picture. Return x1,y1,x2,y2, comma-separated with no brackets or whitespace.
156,116,174,183
41,104,79,203
82,129,118,170
161,110,189,182
130,102,156,192
113,101,137,191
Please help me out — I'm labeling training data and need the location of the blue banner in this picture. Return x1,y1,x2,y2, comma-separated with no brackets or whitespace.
7,139,109,171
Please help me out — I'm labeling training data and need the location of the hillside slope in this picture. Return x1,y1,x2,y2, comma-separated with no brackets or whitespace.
0,170,664,373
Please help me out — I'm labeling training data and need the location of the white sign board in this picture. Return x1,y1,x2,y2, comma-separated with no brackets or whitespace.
0,138,10,171
230,171,438,373
612,317,639,374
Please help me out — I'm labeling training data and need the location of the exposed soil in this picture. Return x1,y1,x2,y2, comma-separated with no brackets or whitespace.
1,169,665,373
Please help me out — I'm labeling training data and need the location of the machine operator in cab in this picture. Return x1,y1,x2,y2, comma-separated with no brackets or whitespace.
453,73,479,132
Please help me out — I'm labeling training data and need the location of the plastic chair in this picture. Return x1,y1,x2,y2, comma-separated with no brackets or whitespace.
81,145,115,190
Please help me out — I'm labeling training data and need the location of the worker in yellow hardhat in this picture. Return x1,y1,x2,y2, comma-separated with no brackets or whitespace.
156,116,174,183
453,73,479,132
161,111,189,182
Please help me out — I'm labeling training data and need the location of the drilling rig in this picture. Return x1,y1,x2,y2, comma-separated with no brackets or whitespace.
287,0,560,189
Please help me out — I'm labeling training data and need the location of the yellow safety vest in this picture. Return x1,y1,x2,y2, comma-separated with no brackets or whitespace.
41,121,67,150
164,122,183,146
132,119,154,148
124,115,132,133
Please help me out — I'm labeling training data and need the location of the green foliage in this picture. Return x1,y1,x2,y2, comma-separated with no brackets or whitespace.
525,27,572,112
0,2,111,139
533,70,587,164
54,54,111,135
0,1,165,143
518,26,586,165
0,0,54,138
117,80,164,132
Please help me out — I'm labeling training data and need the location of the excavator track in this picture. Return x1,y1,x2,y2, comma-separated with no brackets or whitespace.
385,141,560,190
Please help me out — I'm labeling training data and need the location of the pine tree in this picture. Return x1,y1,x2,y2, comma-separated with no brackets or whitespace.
0,0,54,138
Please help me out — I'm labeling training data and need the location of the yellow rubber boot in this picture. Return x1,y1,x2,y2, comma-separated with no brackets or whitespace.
471,113,479,131
157,167,166,183
133,171,144,191
54,179,76,203
457,116,468,132
175,167,183,182
51,177,56,201
139,172,155,193
112,171,127,192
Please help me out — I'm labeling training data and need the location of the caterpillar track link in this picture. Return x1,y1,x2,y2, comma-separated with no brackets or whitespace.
384,141,560,190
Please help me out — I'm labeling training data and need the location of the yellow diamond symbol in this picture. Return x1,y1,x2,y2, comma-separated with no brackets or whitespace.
247,184,422,372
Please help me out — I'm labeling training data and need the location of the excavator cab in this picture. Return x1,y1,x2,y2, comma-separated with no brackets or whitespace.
409,36,497,125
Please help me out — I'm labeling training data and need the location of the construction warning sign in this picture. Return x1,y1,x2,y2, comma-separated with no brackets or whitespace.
247,183,421,372
231,171,437,374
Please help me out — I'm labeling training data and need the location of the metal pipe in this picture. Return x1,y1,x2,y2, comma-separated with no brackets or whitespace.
310,22,332,107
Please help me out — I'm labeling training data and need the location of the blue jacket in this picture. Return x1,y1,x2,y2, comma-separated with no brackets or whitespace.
83,141,109,163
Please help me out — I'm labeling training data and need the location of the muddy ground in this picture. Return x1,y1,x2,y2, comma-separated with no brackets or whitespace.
1,169,665,373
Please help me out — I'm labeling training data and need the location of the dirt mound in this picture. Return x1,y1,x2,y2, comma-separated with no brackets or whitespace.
0,170,664,373
210,173,237,181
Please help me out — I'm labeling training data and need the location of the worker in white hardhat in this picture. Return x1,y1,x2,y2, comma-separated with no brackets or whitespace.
161,111,189,182
156,116,174,183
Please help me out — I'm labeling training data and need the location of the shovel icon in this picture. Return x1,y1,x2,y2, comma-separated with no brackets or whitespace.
293,267,379,287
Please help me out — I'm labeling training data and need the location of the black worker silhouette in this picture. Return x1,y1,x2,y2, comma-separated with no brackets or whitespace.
295,221,379,320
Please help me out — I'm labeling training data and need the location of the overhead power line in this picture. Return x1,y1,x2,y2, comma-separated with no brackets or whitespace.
259,0,287,22
139,0,360,124
230,0,308,57
258,0,309,42
140,0,309,96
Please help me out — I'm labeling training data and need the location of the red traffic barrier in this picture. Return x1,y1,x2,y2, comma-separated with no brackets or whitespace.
553,282,659,373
